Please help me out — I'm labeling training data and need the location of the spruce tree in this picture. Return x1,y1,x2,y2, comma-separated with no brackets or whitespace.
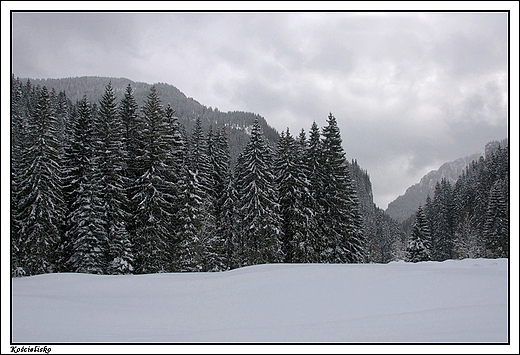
274,128,318,263
234,119,283,266
97,83,133,274
65,96,107,274
221,178,239,269
484,178,509,258
430,179,455,261
164,104,189,271
11,75,28,276
15,86,65,275
132,86,176,273
306,121,326,261
319,113,365,263
176,117,219,271
207,126,232,270
454,210,484,259
119,85,141,268
406,206,432,262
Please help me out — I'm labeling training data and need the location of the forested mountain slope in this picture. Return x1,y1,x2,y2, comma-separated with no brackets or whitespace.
386,138,508,222
20,76,279,163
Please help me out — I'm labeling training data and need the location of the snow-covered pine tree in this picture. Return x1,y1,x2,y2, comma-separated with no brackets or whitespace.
11,75,28,276
207,126,232,270
454,209,484,259
406,206,432,262
221,178,239,269
452,168,485,259
66,96,108,274
234,119,283,266
484,177,509,258
118,84,141,271
176,117,219,272
274,128,319,263
14,86,65,275
132,86,176,274
319,113,365,263
306,121,326,262
54,91,76,272
96,82,133,274
430,179,455,261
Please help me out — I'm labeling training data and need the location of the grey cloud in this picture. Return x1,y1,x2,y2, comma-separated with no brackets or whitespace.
10,11,509,208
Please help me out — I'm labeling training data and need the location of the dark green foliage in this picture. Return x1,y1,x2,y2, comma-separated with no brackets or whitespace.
406,206,432,262
404,144,510,261
175,117,221,272
65,96,107,274
13,86,65,275
132,86,176,273
484,178,508,258
22,76,279,164
97,83,134,274
274,129,319,263
430,179,455,261
319,113,365,263
233,119,283,266
207,126,232,270
119,84,141,270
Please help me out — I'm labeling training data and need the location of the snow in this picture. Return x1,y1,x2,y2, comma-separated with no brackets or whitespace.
10,258,515,352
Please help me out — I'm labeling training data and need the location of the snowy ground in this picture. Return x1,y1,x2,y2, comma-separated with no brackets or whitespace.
11,258,511,348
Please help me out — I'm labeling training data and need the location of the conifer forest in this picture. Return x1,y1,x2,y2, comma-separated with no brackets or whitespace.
11,76,509,276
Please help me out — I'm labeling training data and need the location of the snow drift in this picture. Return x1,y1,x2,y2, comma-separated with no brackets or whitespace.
12,258,508,343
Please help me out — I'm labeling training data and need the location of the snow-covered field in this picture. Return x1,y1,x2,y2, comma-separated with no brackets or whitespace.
11,258,510,347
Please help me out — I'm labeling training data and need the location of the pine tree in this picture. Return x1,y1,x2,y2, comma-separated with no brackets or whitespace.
274,128,318,263
234,119,283,266
15,86,65,275
176,117,219,272
64,96,107,274
11,75,28,276
319,113,365,263
454,209,484,259
119,85,141,269
97,83,133,274
406,206,432,262
54,91,75,272
221,178,239,269
430,179,455,261
207,126,232,270
132,86,176,273
306,121,326,261
484,178,509,258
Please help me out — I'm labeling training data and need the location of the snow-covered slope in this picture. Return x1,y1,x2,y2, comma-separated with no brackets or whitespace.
11,258,508,344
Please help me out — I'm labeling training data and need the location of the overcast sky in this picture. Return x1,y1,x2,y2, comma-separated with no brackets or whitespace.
8,9,512,209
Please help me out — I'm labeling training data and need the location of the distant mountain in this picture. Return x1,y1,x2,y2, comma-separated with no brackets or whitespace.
385,138,508,222
18,76,280,163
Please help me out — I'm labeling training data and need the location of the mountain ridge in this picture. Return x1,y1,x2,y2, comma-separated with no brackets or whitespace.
385,137,508,222
16,75,280,164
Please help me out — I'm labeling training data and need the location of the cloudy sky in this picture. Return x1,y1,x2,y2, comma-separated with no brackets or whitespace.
8,8,512,209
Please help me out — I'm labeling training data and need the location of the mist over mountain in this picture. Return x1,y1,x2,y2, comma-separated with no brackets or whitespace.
386,138,509,223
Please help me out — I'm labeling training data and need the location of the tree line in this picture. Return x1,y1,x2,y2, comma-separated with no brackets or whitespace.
11,77,366,276
11,75,509,276
405,145,509,262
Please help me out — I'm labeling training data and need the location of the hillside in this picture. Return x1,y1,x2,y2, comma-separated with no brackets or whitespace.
18,76,280,163
386,138,508,222
12,259,508,344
